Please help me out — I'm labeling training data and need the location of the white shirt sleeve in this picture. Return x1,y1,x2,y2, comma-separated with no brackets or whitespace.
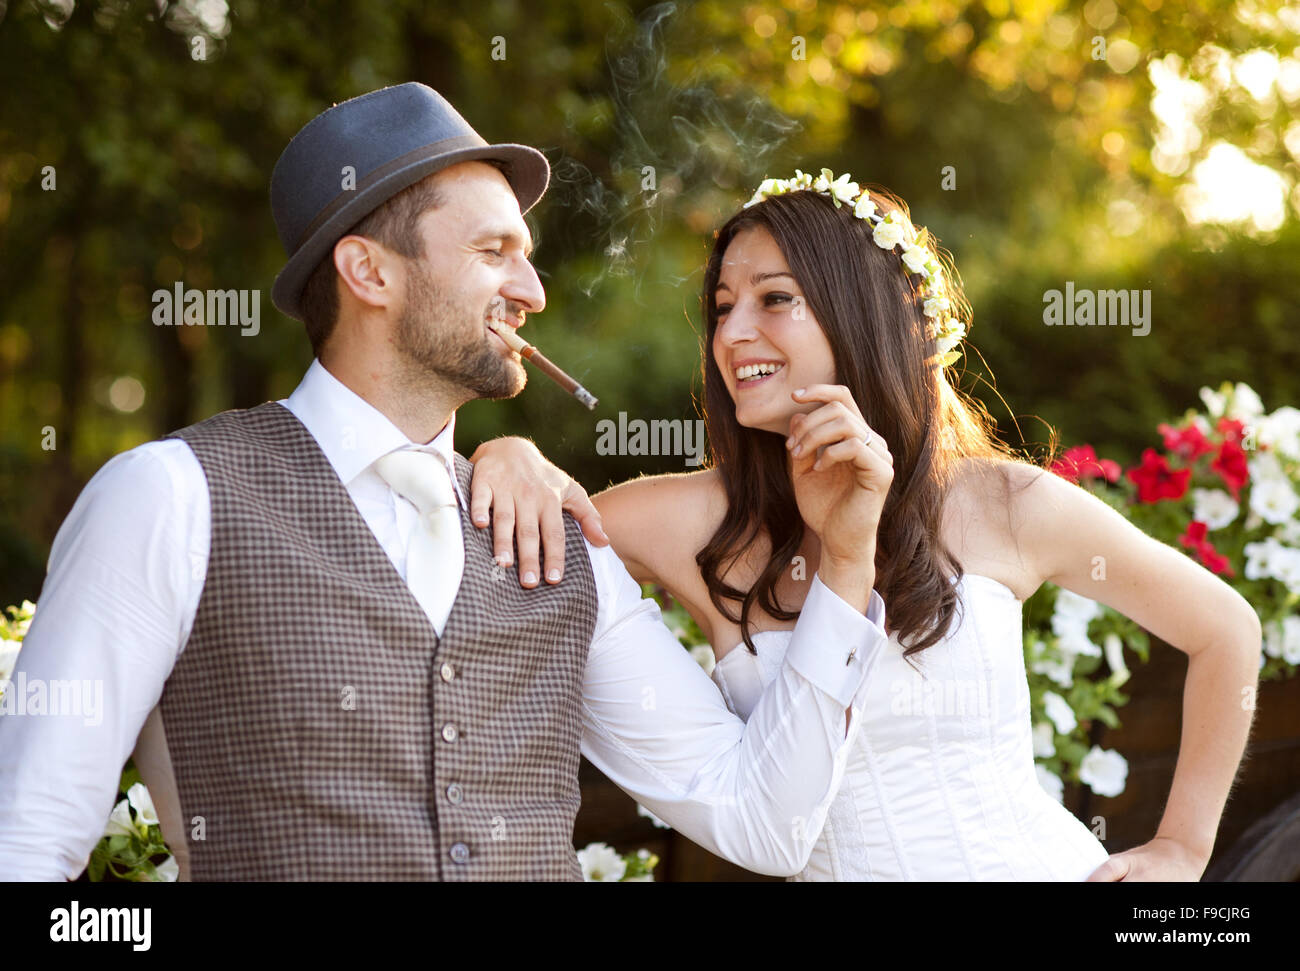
578,541,889,877
0,440,206,880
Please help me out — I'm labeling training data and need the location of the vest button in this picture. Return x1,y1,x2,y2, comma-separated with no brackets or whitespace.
449,842,470,864
441,723,458,743
446,783,464,804
440,662,456,683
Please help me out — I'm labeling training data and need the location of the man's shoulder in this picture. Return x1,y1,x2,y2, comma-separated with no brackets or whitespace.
163,401,293,444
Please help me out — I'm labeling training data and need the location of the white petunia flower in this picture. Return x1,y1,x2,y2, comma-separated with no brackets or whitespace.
1244,537,1283,580
578,842,627,882
1054,588,1103,624
1278,519,1300,546
1032,656,1074,689
1230,382,1265,422
1053,621,1101,661
1273,547,1300,595
1282,616,1300,665
1035,764,1065,803
1042,691,1077,735
1192,488,1239,530
1032,721,1056,758
1079,746,1128,798
1258,406,1300,461
126,782,159,835
1052,590,1104,659
104,799,136,838
1199,385,1227,419
1266,616,1300,663
1103,632,1129,685
1248,451,1287,485
1263,620,1284,658
1250,477,1300,525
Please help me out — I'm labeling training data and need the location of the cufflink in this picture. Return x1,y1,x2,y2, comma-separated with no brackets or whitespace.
846,647,858,666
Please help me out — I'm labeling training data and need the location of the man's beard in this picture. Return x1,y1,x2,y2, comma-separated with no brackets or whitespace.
394,260,524,400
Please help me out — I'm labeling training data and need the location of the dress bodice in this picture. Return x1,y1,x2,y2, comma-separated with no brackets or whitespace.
710,573,1110,881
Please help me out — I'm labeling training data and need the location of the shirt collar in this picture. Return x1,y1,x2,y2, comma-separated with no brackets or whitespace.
279,358,465,507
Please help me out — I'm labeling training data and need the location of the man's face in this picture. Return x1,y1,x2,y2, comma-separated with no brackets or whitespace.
393,161,545,400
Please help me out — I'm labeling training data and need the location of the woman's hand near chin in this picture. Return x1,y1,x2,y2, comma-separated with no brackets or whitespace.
784,384,893,611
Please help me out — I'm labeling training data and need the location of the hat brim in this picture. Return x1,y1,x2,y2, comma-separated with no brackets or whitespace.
272,143,548,321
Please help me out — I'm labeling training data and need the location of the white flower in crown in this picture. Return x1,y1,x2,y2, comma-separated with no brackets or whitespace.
871,210,910,249
935,319,966,355
923,295,951,319
900,241,931,274
811,168,860,207
745,178,785,208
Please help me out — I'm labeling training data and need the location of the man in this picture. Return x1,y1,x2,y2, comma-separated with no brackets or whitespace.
0,83,888,880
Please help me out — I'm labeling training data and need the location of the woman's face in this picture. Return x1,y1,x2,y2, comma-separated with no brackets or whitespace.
711,226,838,436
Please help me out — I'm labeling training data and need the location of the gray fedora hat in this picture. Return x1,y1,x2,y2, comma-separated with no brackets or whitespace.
270,82,549,321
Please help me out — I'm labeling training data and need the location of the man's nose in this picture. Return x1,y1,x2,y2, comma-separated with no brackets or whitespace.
504,258,545,316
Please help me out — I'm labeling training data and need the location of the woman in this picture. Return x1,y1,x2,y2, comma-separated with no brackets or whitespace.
472,169,1261,881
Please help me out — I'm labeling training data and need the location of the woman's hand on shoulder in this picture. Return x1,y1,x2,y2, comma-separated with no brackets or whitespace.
468,436,609,588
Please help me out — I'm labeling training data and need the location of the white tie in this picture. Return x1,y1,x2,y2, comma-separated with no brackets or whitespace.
372,448,464,636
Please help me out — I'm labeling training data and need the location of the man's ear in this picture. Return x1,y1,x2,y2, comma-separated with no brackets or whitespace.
334,235,400,313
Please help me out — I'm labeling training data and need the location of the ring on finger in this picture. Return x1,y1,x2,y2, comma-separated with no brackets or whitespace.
863,428,874,447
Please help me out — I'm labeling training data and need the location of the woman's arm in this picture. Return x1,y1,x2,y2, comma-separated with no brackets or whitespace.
591,471,723,586
1009,463,1263,881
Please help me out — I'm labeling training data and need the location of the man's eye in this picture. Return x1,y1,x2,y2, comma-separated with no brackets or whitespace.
481,248,505,259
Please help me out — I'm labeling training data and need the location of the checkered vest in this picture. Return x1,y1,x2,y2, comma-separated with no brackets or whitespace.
158,401,597,880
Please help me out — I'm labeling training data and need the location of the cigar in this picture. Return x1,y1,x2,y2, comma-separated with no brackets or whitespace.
485,317,598,411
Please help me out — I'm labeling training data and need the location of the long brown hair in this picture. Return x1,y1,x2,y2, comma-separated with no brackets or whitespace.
698,186,1039,658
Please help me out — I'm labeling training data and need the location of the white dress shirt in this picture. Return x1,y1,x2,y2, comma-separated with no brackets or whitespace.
0,358,889,880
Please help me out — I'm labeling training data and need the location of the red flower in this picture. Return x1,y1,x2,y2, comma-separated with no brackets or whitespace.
1158,421,1216,461
1126,448,1192,503
1210,439,1249,499
1050,444,1121,484
1179,520,1235,577
1216,417,1247,445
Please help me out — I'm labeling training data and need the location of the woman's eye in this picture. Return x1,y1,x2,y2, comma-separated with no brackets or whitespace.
764,292,793,306
715,304,733,316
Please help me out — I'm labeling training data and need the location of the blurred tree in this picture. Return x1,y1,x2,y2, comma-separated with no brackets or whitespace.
2,0,1298,607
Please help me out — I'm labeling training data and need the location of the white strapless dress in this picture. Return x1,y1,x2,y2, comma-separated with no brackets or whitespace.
710,573,1111,881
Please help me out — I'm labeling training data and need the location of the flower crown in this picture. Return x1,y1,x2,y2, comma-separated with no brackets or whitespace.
744,168,965,367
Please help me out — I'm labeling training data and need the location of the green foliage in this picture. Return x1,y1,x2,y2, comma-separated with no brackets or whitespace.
5,3,1299,611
